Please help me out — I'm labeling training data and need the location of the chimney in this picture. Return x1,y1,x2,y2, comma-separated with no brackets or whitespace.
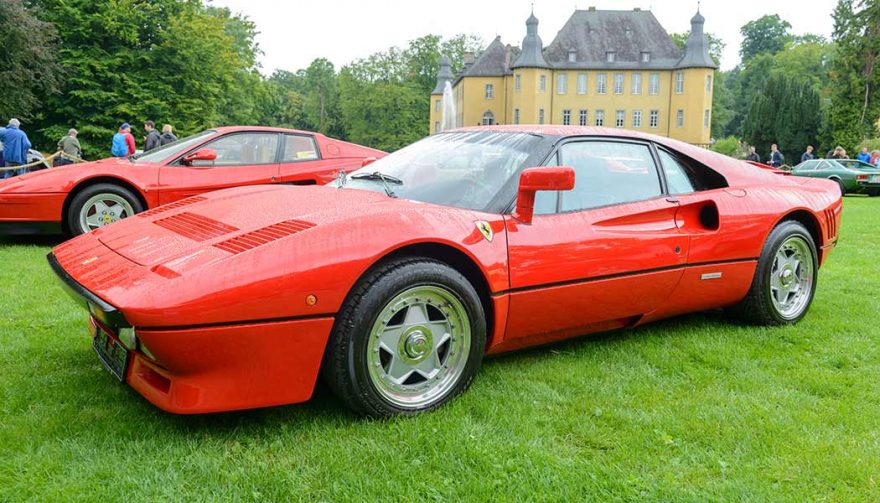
463,52,475,65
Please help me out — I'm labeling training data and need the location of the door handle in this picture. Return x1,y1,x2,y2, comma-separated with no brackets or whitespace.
271,176,277,182
665,197,679,204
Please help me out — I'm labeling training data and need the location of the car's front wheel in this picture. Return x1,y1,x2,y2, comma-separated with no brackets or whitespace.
324,257,486,417
67,183,144,236
728,220,818,325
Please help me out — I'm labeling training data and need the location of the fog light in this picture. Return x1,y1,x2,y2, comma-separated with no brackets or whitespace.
118,327,137,350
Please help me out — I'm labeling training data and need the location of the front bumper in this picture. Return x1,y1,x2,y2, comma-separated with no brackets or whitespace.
49,252,336,414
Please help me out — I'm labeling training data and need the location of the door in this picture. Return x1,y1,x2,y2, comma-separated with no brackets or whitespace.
504,139,687,345
158,132,281,204
276,133,335,185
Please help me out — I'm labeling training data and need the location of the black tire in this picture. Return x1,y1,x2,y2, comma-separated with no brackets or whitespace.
728,220,818,325
324,257,486,417
868,189,880,197
66,183,144,236
832,178,846,196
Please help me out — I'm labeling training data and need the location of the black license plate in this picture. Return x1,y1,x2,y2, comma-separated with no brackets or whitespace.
93,324,129,382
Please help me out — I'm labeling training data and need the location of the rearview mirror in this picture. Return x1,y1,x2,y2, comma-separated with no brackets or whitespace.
183,148,217,165
514,166,575,224
361,157,377,167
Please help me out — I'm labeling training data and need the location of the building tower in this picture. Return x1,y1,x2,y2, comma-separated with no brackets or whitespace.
509,11,551,125
670,8,717,144
429,55,454,135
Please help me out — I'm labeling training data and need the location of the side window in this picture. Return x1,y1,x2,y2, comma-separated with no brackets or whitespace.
281,134,319,162
814,161,829,171
657,149,696,195
559,141,662,212
192,133,279,166
533,153,559,215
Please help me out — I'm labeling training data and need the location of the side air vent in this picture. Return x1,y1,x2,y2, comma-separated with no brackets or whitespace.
153,212,239,241
138,196,207,218
214,220,315,254
824,209,837,239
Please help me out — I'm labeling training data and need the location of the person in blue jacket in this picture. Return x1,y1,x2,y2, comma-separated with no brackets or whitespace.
856,147,871,164
1,119,31,178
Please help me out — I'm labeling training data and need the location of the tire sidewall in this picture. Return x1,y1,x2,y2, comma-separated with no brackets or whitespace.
757,221,819,324
67,184,144,236
340,260,486,416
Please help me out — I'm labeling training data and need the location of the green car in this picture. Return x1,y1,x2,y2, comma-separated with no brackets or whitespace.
791,158,880,196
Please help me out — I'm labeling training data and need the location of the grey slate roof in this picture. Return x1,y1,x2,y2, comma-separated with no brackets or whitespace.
511,13,550,69
544,9,683,70
431,55,454,94
463,37,513,77
677,10,717,69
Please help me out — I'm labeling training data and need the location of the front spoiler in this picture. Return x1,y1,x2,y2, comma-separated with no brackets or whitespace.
47,252,130,327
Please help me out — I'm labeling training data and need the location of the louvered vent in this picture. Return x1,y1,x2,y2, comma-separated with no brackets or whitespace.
214,220,315,254
153,212,239,241
824,209,837,239
138,196,207,218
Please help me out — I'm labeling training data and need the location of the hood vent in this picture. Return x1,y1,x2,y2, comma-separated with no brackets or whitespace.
214,219,315,254
153,212,239,241
138,196,207,218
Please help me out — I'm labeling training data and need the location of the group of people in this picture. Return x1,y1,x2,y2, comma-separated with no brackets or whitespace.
745,142,880,168
110,121,177,158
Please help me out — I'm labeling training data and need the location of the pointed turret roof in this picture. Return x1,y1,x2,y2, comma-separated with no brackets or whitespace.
677,8,716,69
431,55,454,95
511,11,549,69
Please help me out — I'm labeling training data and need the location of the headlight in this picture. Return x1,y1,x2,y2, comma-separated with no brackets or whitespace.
118,327,137,350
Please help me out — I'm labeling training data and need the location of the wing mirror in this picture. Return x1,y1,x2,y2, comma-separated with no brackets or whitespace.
183,148,217,165
514,166,575,224
361,157,377,167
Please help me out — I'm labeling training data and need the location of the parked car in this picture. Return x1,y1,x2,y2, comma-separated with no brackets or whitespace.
0,126,385,236
49,126,842,418
790,158,880,196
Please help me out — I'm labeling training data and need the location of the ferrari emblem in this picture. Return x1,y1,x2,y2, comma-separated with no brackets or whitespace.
475,220,493,242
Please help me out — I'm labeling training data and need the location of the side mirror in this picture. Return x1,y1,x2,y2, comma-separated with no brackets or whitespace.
361,157,377,168
514,166,575,224
183,148,217,165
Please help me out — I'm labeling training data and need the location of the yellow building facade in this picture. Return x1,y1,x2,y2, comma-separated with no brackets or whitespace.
430,8,716,145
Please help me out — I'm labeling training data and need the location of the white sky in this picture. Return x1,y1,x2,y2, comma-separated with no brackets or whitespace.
208,0,838,74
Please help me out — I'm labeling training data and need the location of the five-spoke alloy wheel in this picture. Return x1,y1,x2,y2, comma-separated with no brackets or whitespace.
324,257,486,417
67,183,144,236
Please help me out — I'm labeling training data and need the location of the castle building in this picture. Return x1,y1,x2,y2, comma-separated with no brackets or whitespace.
429,8,716,145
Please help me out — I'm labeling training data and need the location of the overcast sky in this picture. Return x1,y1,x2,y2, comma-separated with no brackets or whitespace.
209,0,838,74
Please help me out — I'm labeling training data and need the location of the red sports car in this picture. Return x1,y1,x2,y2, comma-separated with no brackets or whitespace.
48,126,842,417
0,126,384,236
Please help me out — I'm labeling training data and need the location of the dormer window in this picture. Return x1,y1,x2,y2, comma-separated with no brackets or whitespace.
641,51,651,63
568,49,577,63
625,28,633,37
606,51,616,63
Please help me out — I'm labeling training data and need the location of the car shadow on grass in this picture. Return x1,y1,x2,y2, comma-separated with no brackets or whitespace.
0,234,66,247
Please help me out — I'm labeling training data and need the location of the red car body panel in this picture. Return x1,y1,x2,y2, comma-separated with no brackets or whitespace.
49,126,843,414
0,126,384,234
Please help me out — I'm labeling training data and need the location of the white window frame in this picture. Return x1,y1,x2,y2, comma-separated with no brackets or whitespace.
615,110,625,128
562,109,571,125
557,73,568,95
597,73,607,95
435,99,441,112
515,74,521,91
568,50,577,63
482,110,495,126
606,51,616,63
631,73,642,95
539,75,547,92
578,109,588,126
485,83,494,99
632,110,642,128
514,108,520,124
641,51,651,63
577,73,587,95
676,109,684,128
675,71,684,94
649,110,659,128
649,73,659,95
595,109,605,126
613,73,624,95
538,108,545,124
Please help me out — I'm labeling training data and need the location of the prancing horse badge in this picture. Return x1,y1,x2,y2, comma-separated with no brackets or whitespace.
475,220,493,242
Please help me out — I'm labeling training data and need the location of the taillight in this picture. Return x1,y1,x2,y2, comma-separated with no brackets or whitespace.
856,174,868,182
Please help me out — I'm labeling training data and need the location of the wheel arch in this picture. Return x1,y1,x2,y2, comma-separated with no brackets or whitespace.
361,241,497,351
61,177,149,234
774,209,824,262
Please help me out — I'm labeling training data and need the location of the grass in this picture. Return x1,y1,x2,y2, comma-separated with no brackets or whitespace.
1,198,879,502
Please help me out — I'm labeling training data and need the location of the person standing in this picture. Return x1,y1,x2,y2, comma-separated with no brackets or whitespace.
56,128,82,166
800,145,815,163
159,124,177,146
1,119,31,178
111,123,136,158
143,120,161,152
870,150,880,167
746,146,760,162
857,146,871,163
767,144,785,168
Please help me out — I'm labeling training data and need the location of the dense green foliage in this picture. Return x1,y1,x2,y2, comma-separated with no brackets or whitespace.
739,14,793,61
2,198,879,500
709,136,741,157
0,0,61,120
743,74,822,161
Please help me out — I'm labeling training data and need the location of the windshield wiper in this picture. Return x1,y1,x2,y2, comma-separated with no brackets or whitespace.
350,171,403,198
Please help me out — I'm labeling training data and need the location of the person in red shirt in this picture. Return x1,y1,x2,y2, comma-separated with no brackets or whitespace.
111,123,137,158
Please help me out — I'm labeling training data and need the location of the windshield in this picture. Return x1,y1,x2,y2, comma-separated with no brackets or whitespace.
333,131,545,211
132,130,217,164
837,159,878,170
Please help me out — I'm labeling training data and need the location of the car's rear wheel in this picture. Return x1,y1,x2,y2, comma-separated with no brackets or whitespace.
867,189,880,197
67,183,144,236
831,178,846,196
728,220,818,325
324,257,486,417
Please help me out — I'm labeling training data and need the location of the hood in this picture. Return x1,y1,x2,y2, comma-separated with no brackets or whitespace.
94,185,397,273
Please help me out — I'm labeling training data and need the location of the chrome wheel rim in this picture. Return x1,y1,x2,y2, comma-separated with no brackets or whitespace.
79,194,134,232
769,235,814,319
367,285,471,409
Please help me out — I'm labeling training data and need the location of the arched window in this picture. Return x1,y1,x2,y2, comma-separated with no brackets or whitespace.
482,111,495,126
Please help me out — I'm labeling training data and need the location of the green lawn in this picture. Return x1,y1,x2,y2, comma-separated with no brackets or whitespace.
1,198,878,501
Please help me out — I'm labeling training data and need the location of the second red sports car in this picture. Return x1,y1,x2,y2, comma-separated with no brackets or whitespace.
0,126,384,236
49,126,841,418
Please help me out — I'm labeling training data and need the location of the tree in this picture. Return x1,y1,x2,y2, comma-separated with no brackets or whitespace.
827,0,880,148
743,74,821,162
0,0,61,121
740,14,793,61
301,58,341,136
